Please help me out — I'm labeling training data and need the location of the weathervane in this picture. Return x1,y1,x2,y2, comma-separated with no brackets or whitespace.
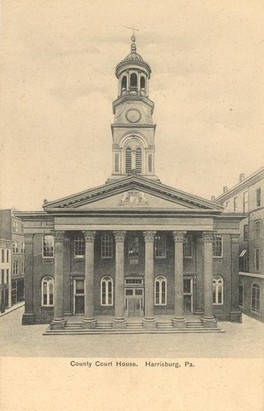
124,24,139,51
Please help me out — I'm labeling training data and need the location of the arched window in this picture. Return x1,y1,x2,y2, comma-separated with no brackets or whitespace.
101,276,113,306
140,76,145,89
135,147,142,174
251,283,260,313
125,147,132,173
130,73,137,88
155,276,167,305
213,276,223,305
42,276,54,307
121,76,127,90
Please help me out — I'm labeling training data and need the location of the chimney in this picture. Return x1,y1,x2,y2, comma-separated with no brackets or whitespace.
223,186,228,193
211,195,215,202
239,173,245,183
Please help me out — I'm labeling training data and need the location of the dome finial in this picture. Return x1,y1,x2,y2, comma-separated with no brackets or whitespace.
124,24,139,53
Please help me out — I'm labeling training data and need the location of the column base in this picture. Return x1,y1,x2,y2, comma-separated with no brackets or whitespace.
113,317,126,329
82,318,97,329
172,317,186,328
22,313,35,325
50,318,66,330
229,310,242,323
202,316,217,328
143,317,156,329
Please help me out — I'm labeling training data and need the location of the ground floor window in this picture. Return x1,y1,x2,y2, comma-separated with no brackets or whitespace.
42,276,54,306
155,276,167,305
213,275,223,305
251,283,260,313
101,276,113,306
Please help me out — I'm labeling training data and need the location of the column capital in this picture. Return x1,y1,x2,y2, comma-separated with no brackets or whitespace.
143,231,156,242
53,230,65,243
113,230,126,242
83,230,96,242
172,231,186,243
202,231,214,243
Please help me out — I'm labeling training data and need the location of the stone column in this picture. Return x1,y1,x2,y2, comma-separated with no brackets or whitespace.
143,231,156,329
22,235,35,324
113,231,126,328
202,232,217,328
172,231,186,328
50,231,65,330
83,231,96,329
230,234,242,322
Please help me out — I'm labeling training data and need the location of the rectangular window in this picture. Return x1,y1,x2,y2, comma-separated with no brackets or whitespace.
6,269,9,284
213,235,223,257
243,191,248,212
114,153,119,173
128,236,139,258
255,220,261,239
148,154,153,173
21,243,25,254
256,188,261,207
101,234,113,258
12,220,19,233
233,197,238,212
155,235,166,258
6,249,9,263
183,236,192,257
1,249,4,263
12,261,18,275
1,269,5,284
243,254,249,272
74,236,85,258
21,261,25,274
12,242,18,253
42,235,54,258
255,248,260,272
243,224,248,241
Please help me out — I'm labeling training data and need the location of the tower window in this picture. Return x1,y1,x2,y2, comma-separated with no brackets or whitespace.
121,76,127,90
135,147,142,174
125,147,132,174
130,73,137,88
140,76,145,89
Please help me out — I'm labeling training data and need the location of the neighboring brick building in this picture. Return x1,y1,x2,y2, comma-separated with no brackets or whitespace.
17,36,244,333
0,209,25,309
0,239,12,312
216,167,264,322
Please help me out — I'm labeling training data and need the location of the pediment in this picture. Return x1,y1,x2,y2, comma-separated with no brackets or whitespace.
43,176,223,212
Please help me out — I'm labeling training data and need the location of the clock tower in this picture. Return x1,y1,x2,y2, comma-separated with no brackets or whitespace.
108,34,159,182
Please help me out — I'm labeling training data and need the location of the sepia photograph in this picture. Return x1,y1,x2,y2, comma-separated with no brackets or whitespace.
1,1,264,410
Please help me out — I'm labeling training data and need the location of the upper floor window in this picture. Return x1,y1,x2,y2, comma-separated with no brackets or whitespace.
1,249,4,263
42,235,54,258
255,248,260,272
243,224,248,241
12,261,18,275
155,276,167,305
12,242,18,253
155,235,166,258
125,147,132,174
140,76,145,89
12,220,19,233
213,275,223,305
183,236,193,257
74,236,85,258
254,220,261,239
21,261,25,274
243,191,248,212
239,282,244,307
251,283,260,313
213,235,223,258
233,197,238,212
6,249,9,263
42,276,54,306
130,73,137,88
128,236,139,258
1,269,5,284
101,234,113,258
121,76,127,90
21,242,25,254
256,188,261,207
135,147,142,174
101,276,113,306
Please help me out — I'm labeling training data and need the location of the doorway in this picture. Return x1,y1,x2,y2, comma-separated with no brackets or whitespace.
73,278,85,315
183,278,193,313
125,288,144,317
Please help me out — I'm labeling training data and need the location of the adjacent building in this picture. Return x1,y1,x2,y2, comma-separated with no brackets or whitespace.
17,36,244,332
0,209,25,310
216,167,264,322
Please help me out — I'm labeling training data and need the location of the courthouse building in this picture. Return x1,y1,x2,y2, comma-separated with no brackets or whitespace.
18,36,244,332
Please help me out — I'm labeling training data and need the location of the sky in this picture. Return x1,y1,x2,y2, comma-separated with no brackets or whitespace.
1,0,264,210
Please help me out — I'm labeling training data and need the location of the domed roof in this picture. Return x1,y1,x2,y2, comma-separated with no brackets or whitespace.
115,35,151,77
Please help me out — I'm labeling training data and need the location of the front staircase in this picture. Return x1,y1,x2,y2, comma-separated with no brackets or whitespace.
43,316,224,335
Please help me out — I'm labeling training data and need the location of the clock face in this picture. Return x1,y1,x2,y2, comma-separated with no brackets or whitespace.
125,108,141,123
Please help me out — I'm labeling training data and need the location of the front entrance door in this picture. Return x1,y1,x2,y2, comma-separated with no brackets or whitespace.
183,278,193,313
125,288,144,317
73,279,85,315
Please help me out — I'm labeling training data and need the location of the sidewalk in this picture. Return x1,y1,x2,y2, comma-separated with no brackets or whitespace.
0,301,24,317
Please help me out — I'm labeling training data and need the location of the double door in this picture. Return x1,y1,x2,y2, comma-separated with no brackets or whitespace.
125,287,144,317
